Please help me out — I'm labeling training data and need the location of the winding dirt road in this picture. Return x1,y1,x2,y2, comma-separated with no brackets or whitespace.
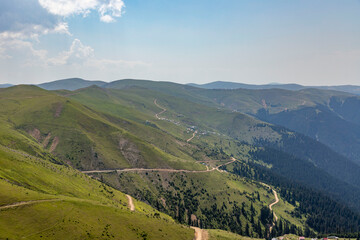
187,131,197,142
126,194,135,211
0,199,61,210
154,99,167,119
261,183,279,232
82,155,235,240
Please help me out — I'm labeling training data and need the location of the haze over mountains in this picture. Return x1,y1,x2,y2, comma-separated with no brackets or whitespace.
36,78,360,96
1,77,360,239
189,81,360,95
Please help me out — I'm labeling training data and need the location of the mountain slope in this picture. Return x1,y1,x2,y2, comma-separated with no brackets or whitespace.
0,144,194,239
66,86,360,214
0,83,13,88
3,81,360,237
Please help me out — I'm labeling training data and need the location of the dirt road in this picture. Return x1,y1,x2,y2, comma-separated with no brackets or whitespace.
187,131,197,142
191,227,208,240
154,99,167,119
0,199,61,210
82,158,236,175
261,183,279,232
126,194,135,211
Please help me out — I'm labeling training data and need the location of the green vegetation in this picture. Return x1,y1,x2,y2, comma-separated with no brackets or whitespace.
2,81,360,238
97,169,306,238
208,229,263,240
0,145,193,239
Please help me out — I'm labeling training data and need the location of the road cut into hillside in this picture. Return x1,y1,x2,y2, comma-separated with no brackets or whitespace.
0,199,61,210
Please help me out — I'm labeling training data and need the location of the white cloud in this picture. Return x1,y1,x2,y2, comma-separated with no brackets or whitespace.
0,0,136,84
48,39,94,65
0,0,125,43
53,22,71,35
48,39,148,68
38,0,125,23
0,37,147,69
100,14,115,23
98,0,125,22
38,0,98,17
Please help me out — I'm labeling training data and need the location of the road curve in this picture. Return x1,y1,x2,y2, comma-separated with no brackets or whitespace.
187,131,197,142
261,183,279,232
154,99,167,119
126,194,135,211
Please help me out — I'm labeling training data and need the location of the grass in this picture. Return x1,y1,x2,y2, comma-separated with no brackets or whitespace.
208,229,263,240
0,144,194,239
0,200,194,240
99,168,305,235
0,84,314,238
0,85,205,171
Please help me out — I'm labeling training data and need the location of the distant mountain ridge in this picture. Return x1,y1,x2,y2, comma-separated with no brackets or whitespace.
0,84,13,88
188,81,360,95
37,78,107,90
35,78,360,96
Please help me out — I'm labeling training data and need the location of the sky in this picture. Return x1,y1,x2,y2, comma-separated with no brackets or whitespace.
0,0,359,85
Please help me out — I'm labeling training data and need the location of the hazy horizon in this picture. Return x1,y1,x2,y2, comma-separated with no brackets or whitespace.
3,77,360,87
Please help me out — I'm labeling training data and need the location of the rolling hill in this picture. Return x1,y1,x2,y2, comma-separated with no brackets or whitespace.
2,80,360,238
38,78,107,91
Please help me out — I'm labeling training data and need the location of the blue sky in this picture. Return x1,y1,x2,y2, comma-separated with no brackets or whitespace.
0,0,359,85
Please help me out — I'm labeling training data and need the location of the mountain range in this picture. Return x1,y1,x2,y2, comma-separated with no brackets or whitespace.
1,78,360,239
188,81,360,95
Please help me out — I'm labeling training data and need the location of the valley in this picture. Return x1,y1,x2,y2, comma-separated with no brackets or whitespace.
2,1,359,239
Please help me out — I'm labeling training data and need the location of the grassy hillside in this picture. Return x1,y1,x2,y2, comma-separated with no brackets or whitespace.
66,85,360,212
93,168,306,238
2,82,360,238
0,144,194,239
0,85,204,171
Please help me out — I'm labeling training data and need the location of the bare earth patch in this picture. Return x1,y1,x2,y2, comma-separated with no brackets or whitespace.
53,102,63,118
49,136,59,152
118,137,145,168
42,133,52,148
29,128,41,142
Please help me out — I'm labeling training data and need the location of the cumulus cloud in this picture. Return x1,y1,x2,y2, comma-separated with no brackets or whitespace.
0,0,139,84
0,0,67,40
1,37,147,69
48,39,94,65
38,0,125,22
48,39,148,68
0,0,124,42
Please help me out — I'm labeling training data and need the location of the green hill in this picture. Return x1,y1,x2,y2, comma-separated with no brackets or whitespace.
0,143,194,239
0,85,204,171
38,78,106,90
2,83,360,238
